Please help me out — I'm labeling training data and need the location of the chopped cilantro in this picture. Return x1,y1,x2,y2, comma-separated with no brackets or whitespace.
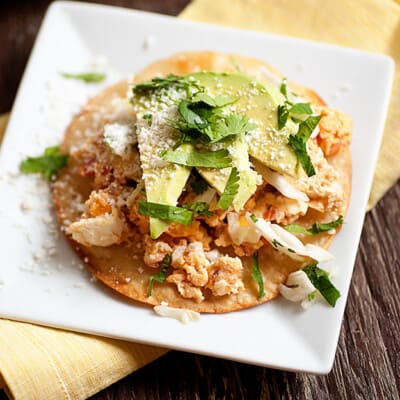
182,202,213,217
132,74,199,94
137,201,194,225
251,253,265,299
161,148,232,168
20,146,69,181
211,113,256,143
307,290,317,301
147,254,171,296
278,101,313,130
288,115,321,177
143,114,152,126
216,167,240,210
190,92,238,108
280,78,288,97
303,262,340,307
289,103,313,116
277,104,289,130
171,93,254,145
285,216,344,236
61,72,106,83
250,214,258,223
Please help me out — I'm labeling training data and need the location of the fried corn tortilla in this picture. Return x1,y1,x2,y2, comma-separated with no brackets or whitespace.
52,51,352,313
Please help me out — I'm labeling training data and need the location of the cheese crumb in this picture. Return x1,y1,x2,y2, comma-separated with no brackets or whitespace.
104,122,137,157
153,304,200,324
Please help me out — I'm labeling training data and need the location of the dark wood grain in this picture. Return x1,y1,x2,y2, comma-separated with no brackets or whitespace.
1,1,399,399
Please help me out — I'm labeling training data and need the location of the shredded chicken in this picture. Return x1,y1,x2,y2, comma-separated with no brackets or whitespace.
206,256,244,297
167,271,205,303
288,141,345,215
170,242,209,286
143,235,172,268
67,212,126,247
317,106,352,157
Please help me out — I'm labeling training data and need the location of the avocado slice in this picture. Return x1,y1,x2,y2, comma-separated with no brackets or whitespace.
198,136,257,211
189,72,301,178
134,111,192,239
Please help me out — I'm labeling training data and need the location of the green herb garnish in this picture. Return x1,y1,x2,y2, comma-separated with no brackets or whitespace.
161,148,232,168
288,115,321,177
216,167,240,210
285,216,344,236
147,254,171,296
20,146,69,181
280,78,288,97
303,262,340,307
289,103,313,116
137,201,194,225
250,214,258,223
251,253,265,299
61,72,106,83
171,93,254,145
307,290,317,301
182,202,213,217
143,114,153,126
190,92,238,108
133,74,198,94
277,104,289,130
211,113,256,143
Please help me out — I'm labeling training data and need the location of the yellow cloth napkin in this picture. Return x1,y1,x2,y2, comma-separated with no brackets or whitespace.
0,113,167,398
181,0,400,210
1,0,399,398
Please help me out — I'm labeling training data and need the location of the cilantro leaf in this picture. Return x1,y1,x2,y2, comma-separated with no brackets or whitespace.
143,114,152,126
147,254,171,296
178,100,209,130
251,253,265,299
133,74,199,94
190,92,238,108
20,146,69,181
288,115,321,177
182,202,213,217
216,167,240,210
172,94,252,145
303,262,340,307
211,114,256,143
137,201,194,225
280,78,288,97
288,134,315,176
250,214,258,223
277,104,289,130
161,148,232,168
289,103,313,116
61,72,106,83
285,216,344,236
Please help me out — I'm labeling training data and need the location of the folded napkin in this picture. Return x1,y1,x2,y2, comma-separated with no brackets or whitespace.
0,114,167,399
182,0,400,210
1,0,399,398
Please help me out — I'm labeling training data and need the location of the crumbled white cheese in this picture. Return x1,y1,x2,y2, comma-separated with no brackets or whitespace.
104,122,137,157
279,270,315,302
153,303,200,324
143,35,157,50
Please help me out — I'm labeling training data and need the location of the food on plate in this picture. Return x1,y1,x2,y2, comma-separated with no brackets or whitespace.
36,51,351,313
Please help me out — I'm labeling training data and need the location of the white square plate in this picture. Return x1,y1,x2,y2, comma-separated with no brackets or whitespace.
0,1,394,373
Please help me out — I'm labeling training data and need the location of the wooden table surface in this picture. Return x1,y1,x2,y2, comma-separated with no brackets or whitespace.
1,1,399,399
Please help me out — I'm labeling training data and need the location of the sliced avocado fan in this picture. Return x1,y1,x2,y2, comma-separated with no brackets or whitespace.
131,71,299,238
